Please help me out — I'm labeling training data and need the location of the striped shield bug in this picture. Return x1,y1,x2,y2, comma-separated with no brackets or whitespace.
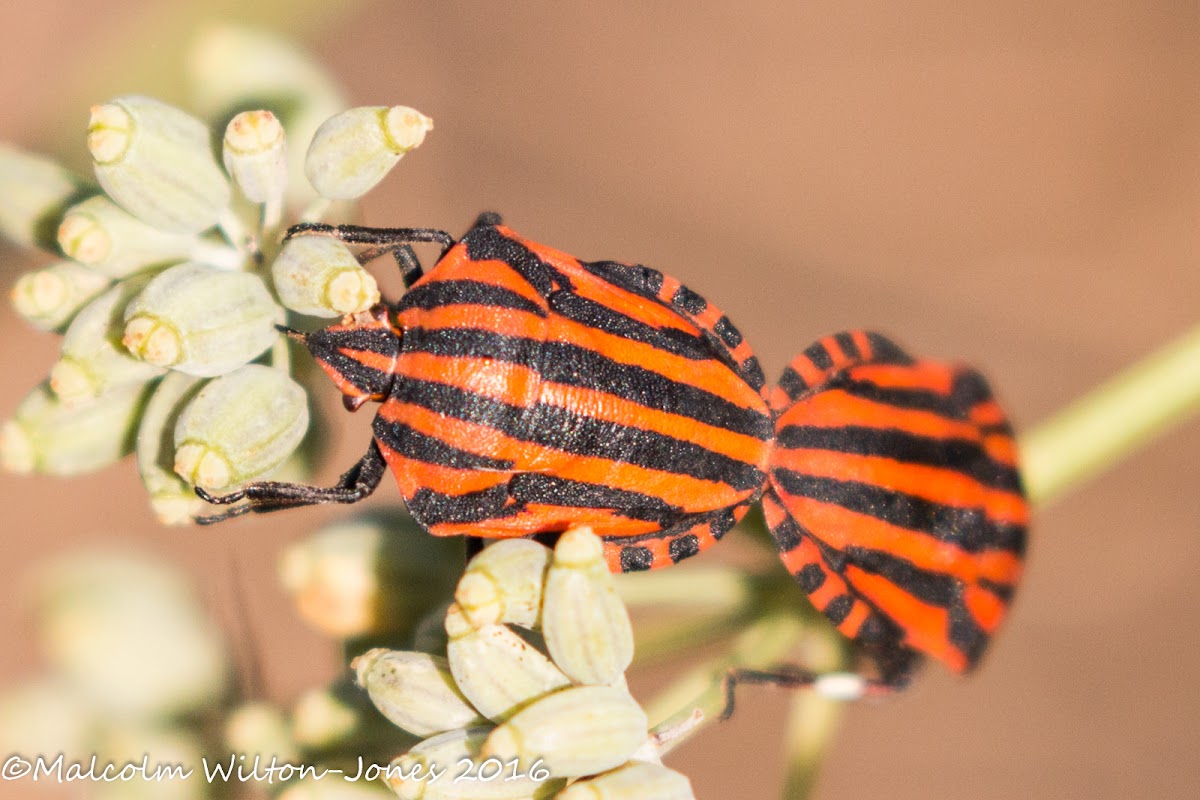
199,212,1028,688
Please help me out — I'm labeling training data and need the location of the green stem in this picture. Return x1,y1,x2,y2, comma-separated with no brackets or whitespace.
647,612,808,751
1020,322,1200,506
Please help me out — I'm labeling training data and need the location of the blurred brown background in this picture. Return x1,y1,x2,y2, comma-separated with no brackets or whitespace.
2,1,1198,798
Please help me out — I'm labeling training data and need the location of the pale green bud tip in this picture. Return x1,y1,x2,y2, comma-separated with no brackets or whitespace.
272,237,380,317
87,103,135,164
456,538,551,629
11,271,67,317
89,96,232,234
173,364,309,489
48,358,101,406
382,106,433,153
57,209,111,263
455,572,502,627
328,270,380,315
123,263,281,376
224,110,288,204
123,316,183,367
1,420,35,473
444,602,474,639
305,105,433,200
174,442,233,491
225,109,284,155
56,195,199,278
11,263,111,332
554,525,604,566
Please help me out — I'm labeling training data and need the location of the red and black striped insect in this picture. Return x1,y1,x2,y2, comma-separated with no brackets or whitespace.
200,212,1028,687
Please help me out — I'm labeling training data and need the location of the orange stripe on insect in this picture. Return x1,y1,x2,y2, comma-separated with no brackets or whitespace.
779,389,984,442
843,566,967,672
962,585,1007,634
773,448,1029,526
397,303,547,340
849,362,955,394
776,493,1019,588
983,432,1020,467
395,352,541,407
836,600,872,639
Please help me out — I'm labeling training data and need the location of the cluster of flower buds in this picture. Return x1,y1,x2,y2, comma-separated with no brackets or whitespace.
353,526,696,800
0,27,433,523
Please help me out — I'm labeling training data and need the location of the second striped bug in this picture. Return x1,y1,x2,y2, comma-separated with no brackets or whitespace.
198,212,1029,688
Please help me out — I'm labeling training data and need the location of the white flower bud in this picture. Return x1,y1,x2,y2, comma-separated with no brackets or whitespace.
10,259,112,332
33,552,228,719
445,604,571,723
272,236,380,317
0,144,89,250
305,106,432,200
278,511,462,638
1,380,151,476
224,110,288,203
123,262,282,375
88,96,232,233
455,539,551,630
188,25,346,208
386,727,564,800
50,277,166,406
173,364,309,491
57,195,198,278
542,527,634,686
555,761,695,800
481,686,648,779
136,371,204,525
354,649,486,737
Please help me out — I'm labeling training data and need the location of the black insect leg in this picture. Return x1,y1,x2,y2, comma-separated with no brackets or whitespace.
287,222,455,253
718,665,897,720
286,222,456,284
390,244,424,288
194,441,388,524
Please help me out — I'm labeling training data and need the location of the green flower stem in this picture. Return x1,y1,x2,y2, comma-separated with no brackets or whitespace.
617,566,755,611
646,612,808,751
778,619,850,800
1020,322,1200,506
633,609,751,664
780,687,845,799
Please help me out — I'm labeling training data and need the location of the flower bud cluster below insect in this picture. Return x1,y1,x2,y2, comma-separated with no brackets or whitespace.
353,526,696,800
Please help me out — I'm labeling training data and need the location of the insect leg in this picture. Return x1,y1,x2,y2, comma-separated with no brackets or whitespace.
286,222,453,287
193,440,388,524
718,665,898,721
